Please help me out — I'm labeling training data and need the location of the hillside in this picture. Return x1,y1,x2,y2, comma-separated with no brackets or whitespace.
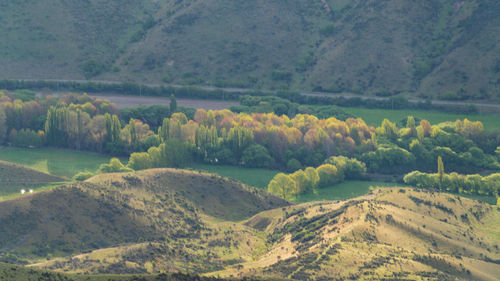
241,188,500,280
1,0,499,99
0,160,64,184
0,169,287,264
0,262,244,281
25,185,500,280
0,160,65,197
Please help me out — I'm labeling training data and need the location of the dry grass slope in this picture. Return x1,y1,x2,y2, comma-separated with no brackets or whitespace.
237,188,500,280
0,168,287,265
0,160,64,184
19,183,500,280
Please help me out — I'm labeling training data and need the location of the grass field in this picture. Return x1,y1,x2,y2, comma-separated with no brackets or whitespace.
342,107,500,130
187,163,280,188
0,147,115,178
186,164,409,203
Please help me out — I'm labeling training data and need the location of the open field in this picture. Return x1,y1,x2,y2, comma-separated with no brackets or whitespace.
343,107,500,130
187,163,280,188
0,146,116,178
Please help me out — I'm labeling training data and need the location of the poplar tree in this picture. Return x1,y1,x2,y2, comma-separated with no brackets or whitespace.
437,156,445,188
169,94,177,113
129,119,137,148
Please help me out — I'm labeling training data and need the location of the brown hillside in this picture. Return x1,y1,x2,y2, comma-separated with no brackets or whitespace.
31,187,500,280
0,160,64,184
239,188,500,281
0,169,287,260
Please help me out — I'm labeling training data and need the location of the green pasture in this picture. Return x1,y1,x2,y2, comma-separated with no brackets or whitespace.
187,163,280,188
0,146,114,178
342,107,500,130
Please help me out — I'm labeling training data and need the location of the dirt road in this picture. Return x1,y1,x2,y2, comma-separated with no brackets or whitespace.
38,92,238,110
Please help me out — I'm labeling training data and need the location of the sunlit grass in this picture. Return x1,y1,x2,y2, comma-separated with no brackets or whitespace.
187,163,280,188
341,107,500,130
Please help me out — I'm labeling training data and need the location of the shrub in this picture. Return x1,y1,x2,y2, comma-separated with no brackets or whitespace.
286,158,302,172
73,172,94,182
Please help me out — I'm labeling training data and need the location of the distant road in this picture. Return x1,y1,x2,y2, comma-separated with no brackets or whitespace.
39,92,238,110
14,78,500,112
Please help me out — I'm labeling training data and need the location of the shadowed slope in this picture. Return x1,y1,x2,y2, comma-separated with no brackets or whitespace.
1,0,499,98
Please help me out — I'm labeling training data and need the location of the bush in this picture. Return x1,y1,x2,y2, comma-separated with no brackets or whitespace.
286,158,302,172
98,158,132,174
73,172,94,181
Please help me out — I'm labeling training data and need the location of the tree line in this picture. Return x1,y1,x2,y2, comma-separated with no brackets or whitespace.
0,91,498,177
403,157,500,197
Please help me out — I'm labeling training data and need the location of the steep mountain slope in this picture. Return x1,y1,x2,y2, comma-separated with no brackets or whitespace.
0,169,287,262
0,0,499,99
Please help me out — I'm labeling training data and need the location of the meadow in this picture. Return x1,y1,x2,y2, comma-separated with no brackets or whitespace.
187,163,280,188
186,164,409,203
342,107,500,130
0,146,115,178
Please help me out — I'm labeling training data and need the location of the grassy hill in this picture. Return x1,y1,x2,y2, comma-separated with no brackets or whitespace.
0,262,248,281
1,0,499,99
240,188,500,280
0,169,287,265
10,182,498,280
1,166,499,279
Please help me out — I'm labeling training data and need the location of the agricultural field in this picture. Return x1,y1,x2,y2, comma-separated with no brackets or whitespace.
343,107,500,130
0,146,117,178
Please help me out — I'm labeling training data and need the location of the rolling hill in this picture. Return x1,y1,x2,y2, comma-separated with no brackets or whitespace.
0,262,243,281
0,0,499,100
0,166,496,280
0,169,287,267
